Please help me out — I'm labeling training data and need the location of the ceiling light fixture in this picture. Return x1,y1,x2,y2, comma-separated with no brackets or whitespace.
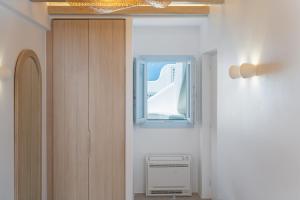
66,0,172,14
144,0,172,8
90,5,136,14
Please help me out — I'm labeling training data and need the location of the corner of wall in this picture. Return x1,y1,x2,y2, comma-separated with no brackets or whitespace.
0,0,50,30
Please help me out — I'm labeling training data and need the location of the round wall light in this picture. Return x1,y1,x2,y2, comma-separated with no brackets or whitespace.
229,65,241,79
240,63,257,78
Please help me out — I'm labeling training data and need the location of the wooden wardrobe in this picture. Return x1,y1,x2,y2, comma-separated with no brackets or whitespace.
47,19,126,200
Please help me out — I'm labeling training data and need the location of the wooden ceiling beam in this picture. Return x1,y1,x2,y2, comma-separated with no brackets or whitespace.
48,5,210,15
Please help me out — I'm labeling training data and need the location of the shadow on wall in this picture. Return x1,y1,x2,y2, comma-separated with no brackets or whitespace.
256,63,282,76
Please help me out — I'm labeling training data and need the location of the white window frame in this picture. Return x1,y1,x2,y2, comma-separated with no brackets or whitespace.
134,55,195,128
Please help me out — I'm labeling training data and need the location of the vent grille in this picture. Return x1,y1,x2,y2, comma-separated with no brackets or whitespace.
146,155,192,197
150,190,183,195
149,164,189,168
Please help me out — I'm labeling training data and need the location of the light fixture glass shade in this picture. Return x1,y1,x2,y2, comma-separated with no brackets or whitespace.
229,65,241,79
144,0,172,8
240,63,257,78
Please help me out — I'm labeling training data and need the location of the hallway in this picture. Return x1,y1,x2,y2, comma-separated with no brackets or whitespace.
1,0,300,200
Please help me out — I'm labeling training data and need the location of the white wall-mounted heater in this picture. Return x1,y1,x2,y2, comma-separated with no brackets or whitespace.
146,154,192,197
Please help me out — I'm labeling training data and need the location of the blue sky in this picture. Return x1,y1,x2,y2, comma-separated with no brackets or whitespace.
147,62,175,81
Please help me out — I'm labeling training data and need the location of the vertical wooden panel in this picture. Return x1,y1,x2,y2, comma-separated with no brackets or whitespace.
30,59,41,200
52,20,89,200
47,29,53,200
15,51,42,200
89,19,126,200
111,20,126,200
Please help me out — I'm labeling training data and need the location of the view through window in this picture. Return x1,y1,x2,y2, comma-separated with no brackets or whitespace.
147,61,188,120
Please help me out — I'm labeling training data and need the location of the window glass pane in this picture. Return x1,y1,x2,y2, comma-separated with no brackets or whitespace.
147,61,188,120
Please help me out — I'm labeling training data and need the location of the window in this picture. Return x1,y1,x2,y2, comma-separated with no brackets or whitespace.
134,56,194,128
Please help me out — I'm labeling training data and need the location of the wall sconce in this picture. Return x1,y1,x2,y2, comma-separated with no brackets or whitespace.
229,63,258,79
229,65,241,79
0,66,12,80
240,63,257,78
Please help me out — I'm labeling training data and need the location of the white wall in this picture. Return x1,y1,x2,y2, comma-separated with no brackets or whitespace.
201,0,300,199
0,1,48,200
133,25,203,194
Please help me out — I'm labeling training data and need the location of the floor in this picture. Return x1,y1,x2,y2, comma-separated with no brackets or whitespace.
134,194,209,200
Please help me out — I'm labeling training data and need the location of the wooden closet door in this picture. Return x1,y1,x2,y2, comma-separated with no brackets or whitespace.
89,20,126,200
52,20,89,200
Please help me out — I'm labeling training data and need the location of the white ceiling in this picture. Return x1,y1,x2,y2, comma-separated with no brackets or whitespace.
133,16,206,27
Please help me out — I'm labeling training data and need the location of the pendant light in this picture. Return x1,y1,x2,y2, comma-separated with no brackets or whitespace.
144,0,172,8
67,0,173,14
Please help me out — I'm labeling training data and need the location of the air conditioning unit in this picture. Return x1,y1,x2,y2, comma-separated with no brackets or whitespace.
146,154,192,197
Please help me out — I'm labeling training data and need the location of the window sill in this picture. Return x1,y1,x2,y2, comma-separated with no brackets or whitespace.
135,120,194,129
